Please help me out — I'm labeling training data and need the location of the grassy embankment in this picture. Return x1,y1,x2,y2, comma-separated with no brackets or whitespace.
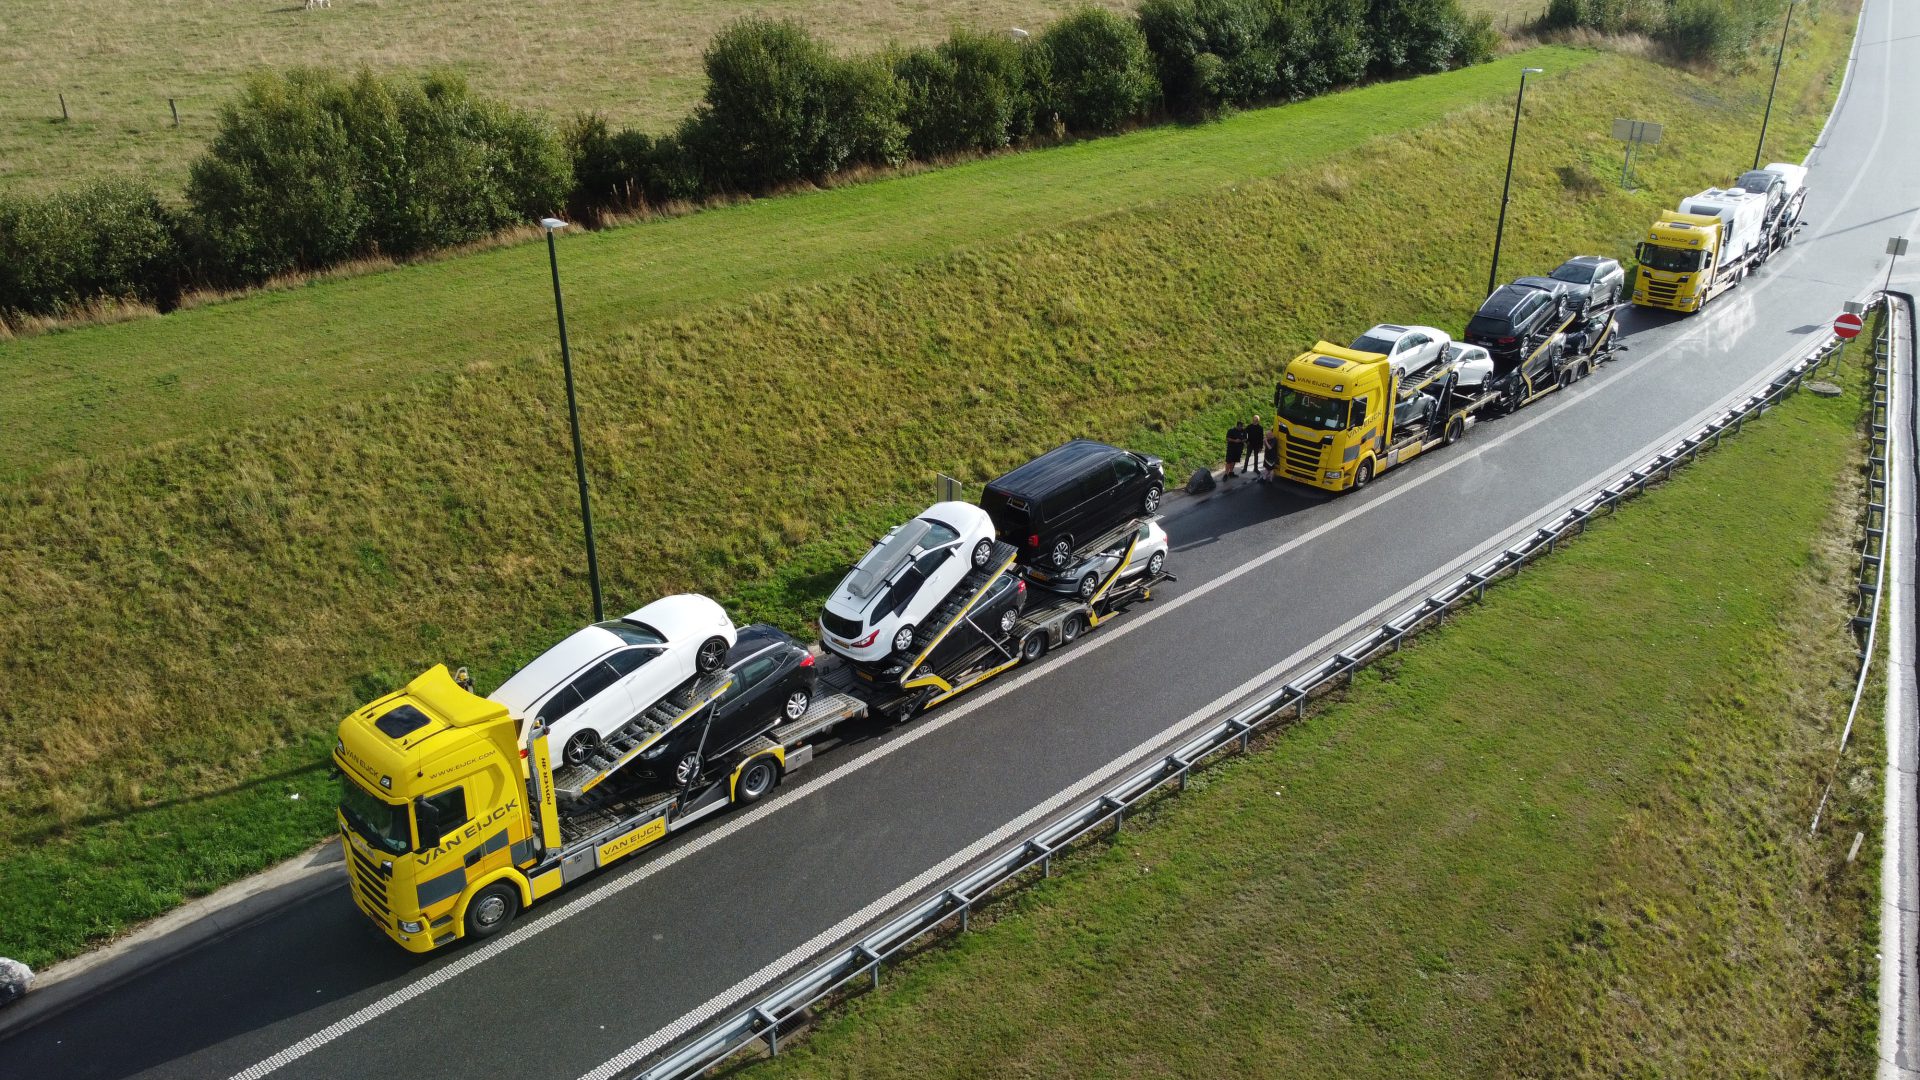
745,337,1882,1078
0,0,1545,195
0,6,1853,968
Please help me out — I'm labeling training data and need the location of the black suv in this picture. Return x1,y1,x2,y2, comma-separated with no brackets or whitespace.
981,440,1165,569
631,624,816,791
1465,282,1569,399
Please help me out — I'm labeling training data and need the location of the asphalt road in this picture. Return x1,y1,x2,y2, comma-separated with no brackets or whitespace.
8,1,1919,1075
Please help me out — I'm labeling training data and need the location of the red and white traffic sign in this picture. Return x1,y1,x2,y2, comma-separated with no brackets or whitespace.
1835,312,1865,339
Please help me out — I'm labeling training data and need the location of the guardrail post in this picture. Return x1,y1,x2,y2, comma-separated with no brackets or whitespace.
754,1006,781,1056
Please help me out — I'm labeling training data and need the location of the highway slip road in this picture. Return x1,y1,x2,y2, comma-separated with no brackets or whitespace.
4,0,1916,1074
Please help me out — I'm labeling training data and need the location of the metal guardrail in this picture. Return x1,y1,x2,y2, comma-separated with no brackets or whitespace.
629,329,1855,1080
1813,292,1901,834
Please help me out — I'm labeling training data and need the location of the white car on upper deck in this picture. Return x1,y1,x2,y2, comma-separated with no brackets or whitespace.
489,594,737,767
1350,324,1454,378
819,502,998,663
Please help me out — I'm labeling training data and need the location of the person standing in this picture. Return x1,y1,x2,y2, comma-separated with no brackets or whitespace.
1225,421,1245,477
1263,429,1279,482
1245,414,1266,472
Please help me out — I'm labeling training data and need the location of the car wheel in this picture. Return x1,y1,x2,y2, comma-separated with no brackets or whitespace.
464,882,519,941
1061,615,1084,644
783,687,811,722
891,624,918,655
1142,484,1162,515
1020,631,1048,662
971,538,995,568
674,752,702,788
1076,572,1100,601
1050,537,1074,569
695,636,728,674
999,608,1018,635
1352,459,1375,491
563,729,600,767
1146,551,1165,578
734,756,779,805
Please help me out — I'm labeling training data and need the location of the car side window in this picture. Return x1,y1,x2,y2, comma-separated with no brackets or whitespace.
739,654,780,689
537,684,584,726
921,520,960,548
915,547,953,577
1111,453,1144,485
604,648,656,677
881,565,926,616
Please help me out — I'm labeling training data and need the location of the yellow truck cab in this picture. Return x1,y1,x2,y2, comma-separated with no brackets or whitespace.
1634,186,1767,313
334,665,543,952
1271,341,1476,493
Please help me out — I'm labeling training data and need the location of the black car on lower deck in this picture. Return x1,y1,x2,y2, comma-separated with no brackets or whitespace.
629,624,817,788
862,571,1028,685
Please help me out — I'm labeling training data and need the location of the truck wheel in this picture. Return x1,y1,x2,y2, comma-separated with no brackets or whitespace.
1061,615,1084,644
464,882,519,941
1021,631,1049,662
1351,460,1375,491
734,756,779,805
695,636,728,674
1443,416,1465,446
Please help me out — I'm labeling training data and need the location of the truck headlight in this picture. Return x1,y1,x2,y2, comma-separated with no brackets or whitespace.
1325,470,1342,480
398,919,424,934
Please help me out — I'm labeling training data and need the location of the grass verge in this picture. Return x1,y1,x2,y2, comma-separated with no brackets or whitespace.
0,6,1856,968
740,340,1881,1079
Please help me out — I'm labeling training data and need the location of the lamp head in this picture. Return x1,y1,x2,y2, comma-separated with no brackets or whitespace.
541,217,568,232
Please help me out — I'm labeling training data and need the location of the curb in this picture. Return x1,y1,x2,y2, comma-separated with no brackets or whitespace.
0,840,344,1043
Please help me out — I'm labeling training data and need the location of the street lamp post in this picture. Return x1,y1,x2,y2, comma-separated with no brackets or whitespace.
542,217,603,623
1487,67,1544,299
1754,0,1796,170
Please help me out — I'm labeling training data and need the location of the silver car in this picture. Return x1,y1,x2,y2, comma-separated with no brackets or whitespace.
1028,519,1168,600
1547,255,1626,313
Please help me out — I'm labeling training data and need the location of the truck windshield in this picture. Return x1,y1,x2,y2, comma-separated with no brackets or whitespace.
1276,386,1347,431
339,775,412,855
1638,244,1704,273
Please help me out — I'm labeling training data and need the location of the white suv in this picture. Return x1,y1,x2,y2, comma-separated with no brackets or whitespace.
820,502,999,662
490,594,737,767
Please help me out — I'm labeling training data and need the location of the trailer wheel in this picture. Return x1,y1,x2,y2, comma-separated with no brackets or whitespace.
1443,416,1465,446
1558,368,1574,390
1061,615,1084,644
464,882,519,942
734,756,780,805
1021,631,1049,662
1576,360,1592,381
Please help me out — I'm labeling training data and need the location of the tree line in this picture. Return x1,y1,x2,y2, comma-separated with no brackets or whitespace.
0,1,1497,330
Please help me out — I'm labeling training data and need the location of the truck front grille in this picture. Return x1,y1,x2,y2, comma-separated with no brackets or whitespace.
348,845,392,917
1642,277,1681,302
1282,433,1324,479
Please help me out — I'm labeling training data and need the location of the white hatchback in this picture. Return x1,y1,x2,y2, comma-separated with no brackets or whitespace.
819,502,999,662
490,594,738,767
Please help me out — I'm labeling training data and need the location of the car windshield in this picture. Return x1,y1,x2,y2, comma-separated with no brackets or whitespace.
1639,244,1704,273
1551,264,1594,283
604,620,665,646
1276,386,1347,431
339,774,412,855
1350,334,1397,354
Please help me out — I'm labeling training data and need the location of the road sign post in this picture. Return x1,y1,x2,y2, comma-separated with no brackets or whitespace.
1886,236,1909,295
1611,118,1663,190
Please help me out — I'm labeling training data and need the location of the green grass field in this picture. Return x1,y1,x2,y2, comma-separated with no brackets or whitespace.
744,344,1880,1079
0,3,1855,968
1,48,1596,480
0,0,1548,197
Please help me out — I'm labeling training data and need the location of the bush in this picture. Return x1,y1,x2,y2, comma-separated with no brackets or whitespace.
683,18,906,192
896,30,1035,158
1138,0,1277,115
1546,0,1781,63
0,181,182,323
1664,0,1757,62
186,69,569,283
1367,0,1471,77
1034,8,1161,133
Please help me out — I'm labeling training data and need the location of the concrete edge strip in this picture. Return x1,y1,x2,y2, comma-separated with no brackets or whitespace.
1877,291,1919,1080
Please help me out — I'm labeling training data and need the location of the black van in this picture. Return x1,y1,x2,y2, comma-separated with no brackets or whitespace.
980,440,1165,569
